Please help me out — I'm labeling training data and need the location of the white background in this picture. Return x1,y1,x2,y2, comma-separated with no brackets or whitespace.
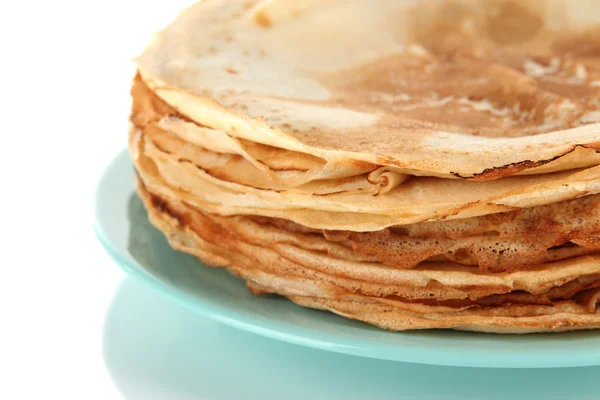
0,1,194,398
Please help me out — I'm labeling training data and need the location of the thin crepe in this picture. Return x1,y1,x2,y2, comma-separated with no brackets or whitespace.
136,179,600,333
132,124,600,231
135,0,600,179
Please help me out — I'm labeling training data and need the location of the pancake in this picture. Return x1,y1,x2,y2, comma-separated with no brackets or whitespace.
130,72,600,230
127,0,600,333
131,75,383,189
135,178,600,333
132,123,600,230
135,0,600,179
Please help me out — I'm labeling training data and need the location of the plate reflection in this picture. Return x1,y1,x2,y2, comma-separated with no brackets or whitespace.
103,279,600,400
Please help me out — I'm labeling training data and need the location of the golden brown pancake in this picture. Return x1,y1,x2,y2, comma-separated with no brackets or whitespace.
134,0,600,179
134,178,600,333
128,0,600,333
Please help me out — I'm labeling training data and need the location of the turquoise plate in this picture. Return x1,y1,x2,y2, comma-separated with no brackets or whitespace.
104,278,600,399
94,150,600,369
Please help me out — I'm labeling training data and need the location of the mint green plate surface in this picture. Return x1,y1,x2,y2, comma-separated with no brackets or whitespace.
104,278,600,399
94,150,600,368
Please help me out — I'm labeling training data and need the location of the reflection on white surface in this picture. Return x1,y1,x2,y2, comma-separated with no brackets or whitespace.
104,279,600,400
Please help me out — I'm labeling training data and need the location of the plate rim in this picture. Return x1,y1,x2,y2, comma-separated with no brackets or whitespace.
94,149,600,369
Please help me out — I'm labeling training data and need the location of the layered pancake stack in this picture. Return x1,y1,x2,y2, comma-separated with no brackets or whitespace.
129,0,600,332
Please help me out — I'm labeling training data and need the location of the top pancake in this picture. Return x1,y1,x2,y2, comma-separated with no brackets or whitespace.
135,0,600,179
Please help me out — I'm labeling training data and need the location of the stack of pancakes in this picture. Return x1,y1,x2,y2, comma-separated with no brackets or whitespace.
129,0,600,333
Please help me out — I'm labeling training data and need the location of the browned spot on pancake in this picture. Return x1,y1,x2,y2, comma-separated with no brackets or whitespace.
485,1,543,45
148,192,187,227
226,67,238,75
255,9,272,28
349,159,378,170
316,51,590,140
